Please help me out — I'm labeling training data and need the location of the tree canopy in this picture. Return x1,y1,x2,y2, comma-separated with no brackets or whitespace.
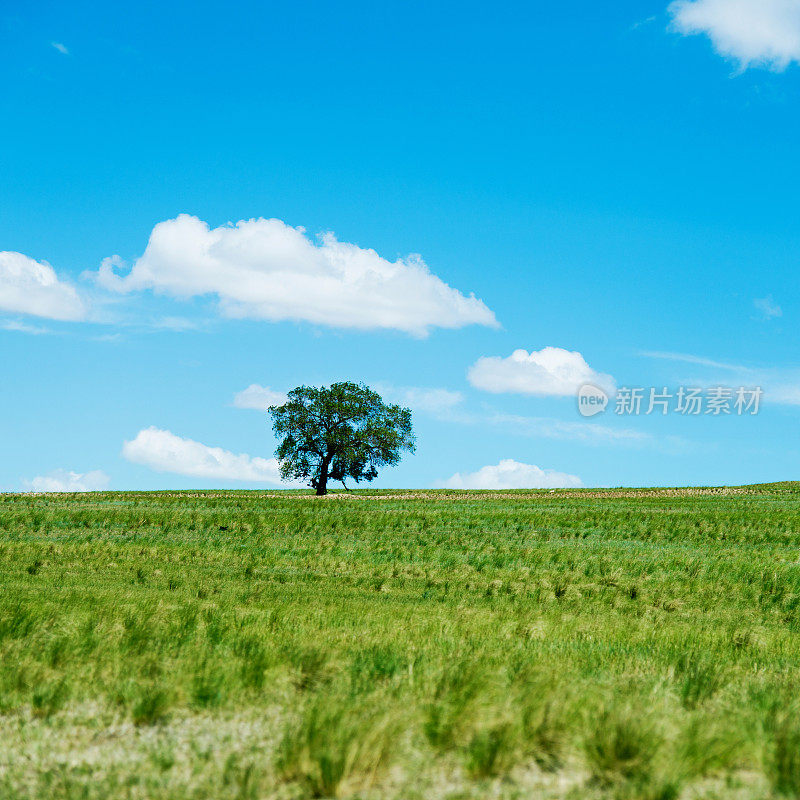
268,382,415,495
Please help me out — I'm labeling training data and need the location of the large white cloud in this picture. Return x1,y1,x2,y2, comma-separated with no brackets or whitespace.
92,215,497,336
233,384,288,411
0,251,86,321
468,347,615,397
669,0,800,70
442,459,583,490
24,469,109,492
123,427,288,483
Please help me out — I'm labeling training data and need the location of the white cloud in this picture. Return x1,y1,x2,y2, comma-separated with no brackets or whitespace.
639,350,746,370
468,347,615,397
377,384,465,416
233,384,288,411
0,319,52,335
754,295,782,319
401,387,464,413
640,350,800,406
122,426,288,483
152,316,201,331
768,385,800,404
24,469,109,492
235,382,466,418
490,413,651,445
92,214,497,336
51,42,69,55
669,0,800,70
442,459,583,490
0,251,86,321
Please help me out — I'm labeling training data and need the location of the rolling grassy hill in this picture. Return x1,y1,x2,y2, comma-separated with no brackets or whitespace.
3,485,800,799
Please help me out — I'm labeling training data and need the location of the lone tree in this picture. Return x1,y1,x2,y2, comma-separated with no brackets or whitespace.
269,382,415,495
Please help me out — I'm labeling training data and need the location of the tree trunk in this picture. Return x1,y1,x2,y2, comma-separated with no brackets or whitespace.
316,459,329,496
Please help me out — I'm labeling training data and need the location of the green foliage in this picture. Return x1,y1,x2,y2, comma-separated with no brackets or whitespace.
30,676,70,718
464,722,517,779
288,646,332,692
130,683,173,726
269,382,414,494
191,660,227,708
519,695,567,772
349,645,408,692
767,713,800,797
276,692,399,797
585,707,658,785
675,650,728,709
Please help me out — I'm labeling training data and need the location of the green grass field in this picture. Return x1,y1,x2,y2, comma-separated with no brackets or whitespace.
3,485,800,799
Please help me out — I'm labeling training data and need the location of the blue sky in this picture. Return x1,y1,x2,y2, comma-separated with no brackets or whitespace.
2,0,800,490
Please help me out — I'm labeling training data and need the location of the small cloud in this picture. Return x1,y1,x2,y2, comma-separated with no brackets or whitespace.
51,42,69,55
152,316,201,332
24,469,109,492
631,15,658,30
376,384,465,418
639,350,747,371
92,332,124,343
639,350,800,408
490,413,651,446
232,384,288,411
754,295,782,320
0,319,52,335
122,426,291,484
441,459,583,490
468,347,615,397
